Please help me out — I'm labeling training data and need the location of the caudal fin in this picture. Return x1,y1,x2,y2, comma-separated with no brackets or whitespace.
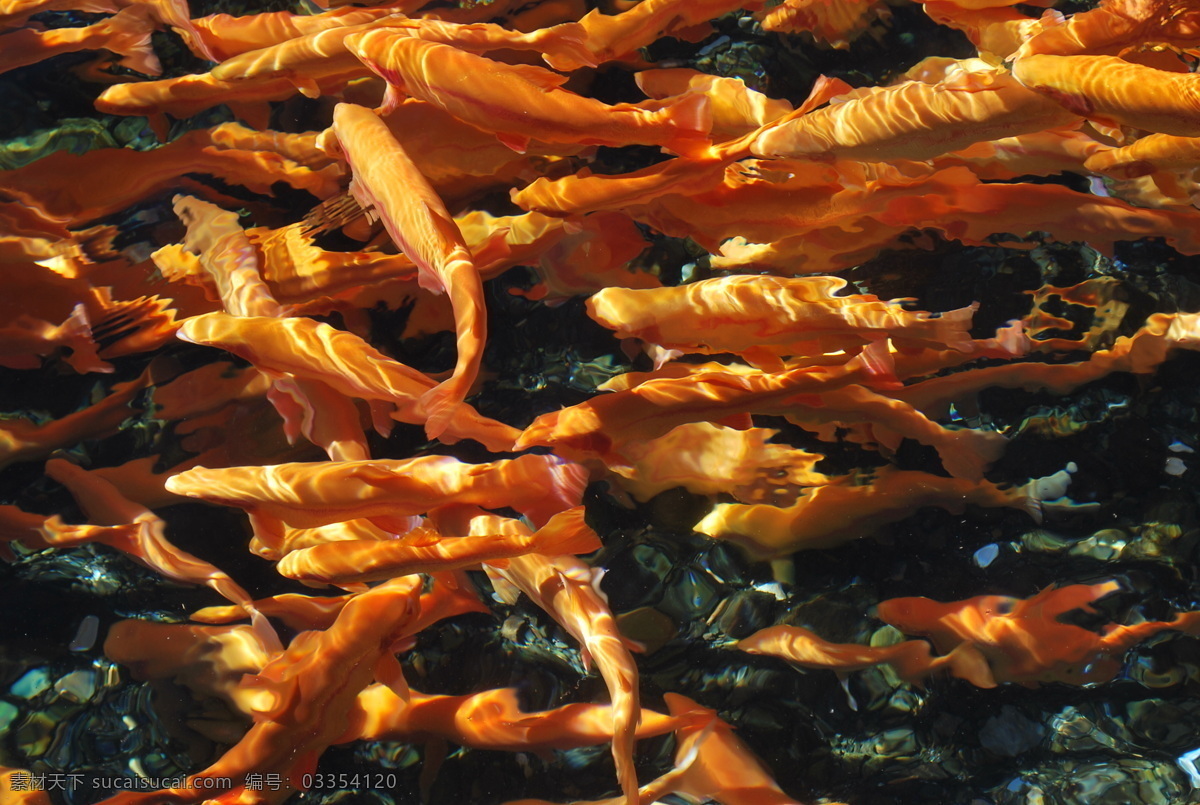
102,8,162,76
418,378,467,442
536,22,599,71
534,507,602,556
58,305,112,375
658,92,713,159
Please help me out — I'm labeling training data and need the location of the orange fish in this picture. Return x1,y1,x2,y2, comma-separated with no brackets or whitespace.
1,130,339,226
1013,0,1200,60
751,62,1078,161
93,68,367,138
586,275,977,366
182,6,389,61
0,304,109,374
344,31,713,157
539,0,755,72
634,67,795,138
168,195,369,462
877,581,1200,686
1083,132,1200,178
321,102,486,440
343,684,682,752
508,75,848,218
430,508,642,805
611,422,828,503
42,458,281,647
657,693,816,805
176,311,520,452
1012,54,1200,136
758,0,886,45
739,624,956,685
0,7,159,76
696,464,1076,559
97,576,424,804
104,620,274,722
211,15,597,93
277,506,601,585
514,354,891,465
1,365,153,471
164,453,589,531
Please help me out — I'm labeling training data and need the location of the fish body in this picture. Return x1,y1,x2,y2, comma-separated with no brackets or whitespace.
587,275,977,361
345,685,681,752
324,102,485,439
98,577,423,804
695,466,1042,558
0,6,159,76
752,65,1078,161
485,546,642,805
277,506,601,584
164,454,588,530
177,311,519,452
345,31,712,157
1012,53,1200,136
515,358,888,465
739,624,948,684
876,582,1200,686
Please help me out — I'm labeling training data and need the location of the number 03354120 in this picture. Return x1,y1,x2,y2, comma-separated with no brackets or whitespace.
301,773,398,790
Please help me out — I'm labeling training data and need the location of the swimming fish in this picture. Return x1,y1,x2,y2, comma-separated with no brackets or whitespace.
345,31,713,158
320,102,486,440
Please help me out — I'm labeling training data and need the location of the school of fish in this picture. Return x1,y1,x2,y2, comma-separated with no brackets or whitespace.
5,0,1200,801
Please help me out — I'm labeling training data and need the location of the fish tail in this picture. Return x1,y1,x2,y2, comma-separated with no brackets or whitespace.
102,8,162,76
537,22,598,71
418,379,467,441
939,428,1007,482
535,508,602,556
851,339,898,383
657,93,713,159
58,304,112,374
923,302,978,352
1014,461,1086,523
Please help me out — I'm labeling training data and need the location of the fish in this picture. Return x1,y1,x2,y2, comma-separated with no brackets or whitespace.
344,31,713,158
515,352,894,466
176,311,520,452
277,506,602,585
42,458,281,649
0,364,154,471
694,464,1077,559
1,131,340,226
164,454,589,530
751,61,1079,162
321,102,486,440
342,684,682,752
210,14,597,92
1013,0,1200,60
0,6,159,76
97,577,425,804
93,69,366,138
1083,132,1200,178
877,581,1200,686
431,508,642,805
168,195,369,462
739,624,955,685
103,620,275,721
1012,53,1200,136
0,304,109,374
586,275,978,364
538,0,751,72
